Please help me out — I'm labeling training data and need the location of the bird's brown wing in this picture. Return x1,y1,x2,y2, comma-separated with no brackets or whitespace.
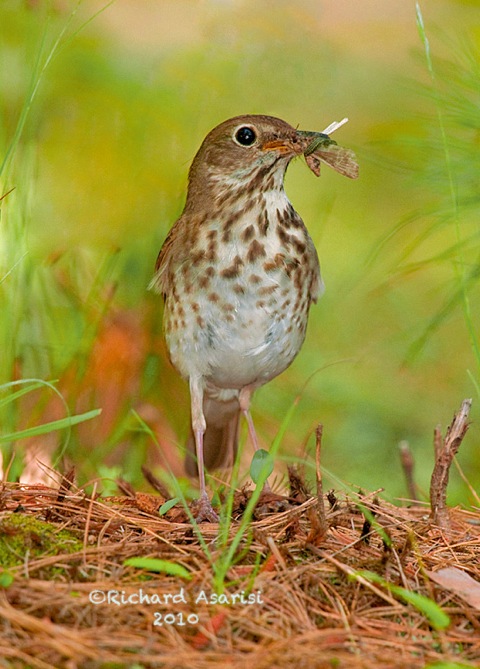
149,216,186,296
149,212,208,296
308,250,324,304
149,235,172,296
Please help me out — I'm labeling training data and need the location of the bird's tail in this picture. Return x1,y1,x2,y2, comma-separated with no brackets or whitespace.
185,395,240,477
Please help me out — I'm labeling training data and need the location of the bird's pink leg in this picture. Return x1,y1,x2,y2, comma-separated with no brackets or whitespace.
190,377,219,522
239,386,272,493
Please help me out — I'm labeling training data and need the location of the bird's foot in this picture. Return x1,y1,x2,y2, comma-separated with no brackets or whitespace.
191,492,219,523
261,480,272,494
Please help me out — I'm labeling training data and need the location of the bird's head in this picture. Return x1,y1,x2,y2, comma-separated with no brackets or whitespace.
184,114,321,210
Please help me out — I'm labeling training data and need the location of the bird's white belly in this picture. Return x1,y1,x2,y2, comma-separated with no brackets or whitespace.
166,276,309,390
203,299,306,389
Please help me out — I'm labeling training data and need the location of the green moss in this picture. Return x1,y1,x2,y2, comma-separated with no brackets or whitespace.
0,512,83,575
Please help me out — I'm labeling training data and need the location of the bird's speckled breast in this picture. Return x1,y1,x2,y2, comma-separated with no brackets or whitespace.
164,189,321,390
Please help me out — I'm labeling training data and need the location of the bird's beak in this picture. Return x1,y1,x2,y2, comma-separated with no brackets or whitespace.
261,138,298,155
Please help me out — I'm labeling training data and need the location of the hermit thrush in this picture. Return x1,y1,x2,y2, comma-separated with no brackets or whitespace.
151,114,358,521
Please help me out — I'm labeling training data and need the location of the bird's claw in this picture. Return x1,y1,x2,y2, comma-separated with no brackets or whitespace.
192,492,219,523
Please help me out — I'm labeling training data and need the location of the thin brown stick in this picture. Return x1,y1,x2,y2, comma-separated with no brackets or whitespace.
398,441,418,502
430,398,472,531
315,425,328,531
83,481,97,568
306,424,328,544
141,464,170,498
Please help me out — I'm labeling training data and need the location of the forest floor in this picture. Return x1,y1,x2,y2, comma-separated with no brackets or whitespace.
0,403,479,669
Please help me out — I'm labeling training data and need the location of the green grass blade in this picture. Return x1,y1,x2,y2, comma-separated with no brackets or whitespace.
355,570,450,630
0,381,47,409
0,409,101,443
123,557,191,580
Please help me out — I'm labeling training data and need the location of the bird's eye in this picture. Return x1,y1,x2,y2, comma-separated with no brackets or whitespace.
234,126,257,147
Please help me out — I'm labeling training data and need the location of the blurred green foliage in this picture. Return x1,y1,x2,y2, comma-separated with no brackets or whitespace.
0,0,478,503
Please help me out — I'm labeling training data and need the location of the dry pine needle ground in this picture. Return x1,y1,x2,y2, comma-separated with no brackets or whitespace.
0,472,479,669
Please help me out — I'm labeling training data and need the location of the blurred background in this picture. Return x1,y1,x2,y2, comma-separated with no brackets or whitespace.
1,0,479,504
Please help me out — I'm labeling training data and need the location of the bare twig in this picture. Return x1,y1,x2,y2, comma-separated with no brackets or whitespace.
83,481,97,567
430,398,472,530
116,478,136,498
57,467,75,502
141,464,170,498
398,441,418,502
306,425,328,544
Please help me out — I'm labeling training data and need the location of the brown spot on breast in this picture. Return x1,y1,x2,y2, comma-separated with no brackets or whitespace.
198,276,210,289
264,253,288,273
196,315,205,328
292,238,307,255
220,255,244,279
206,233,218,262
208,292,220,302
265,173,275,190
290,215,303,229
276,208,289,228
284,256,300,277
206,248,217,262
247,239,266,263
277,227,292,247
233,283,245,295
243,197,256,214
293,265,304,290
257,210,269,236
191,302,199,312
249,274,262,284
248,163,274,191
258,285,277,296
241,225,255,243
222,210,243,242
191,250,205,265
205,266,215,278
280,205,303,230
